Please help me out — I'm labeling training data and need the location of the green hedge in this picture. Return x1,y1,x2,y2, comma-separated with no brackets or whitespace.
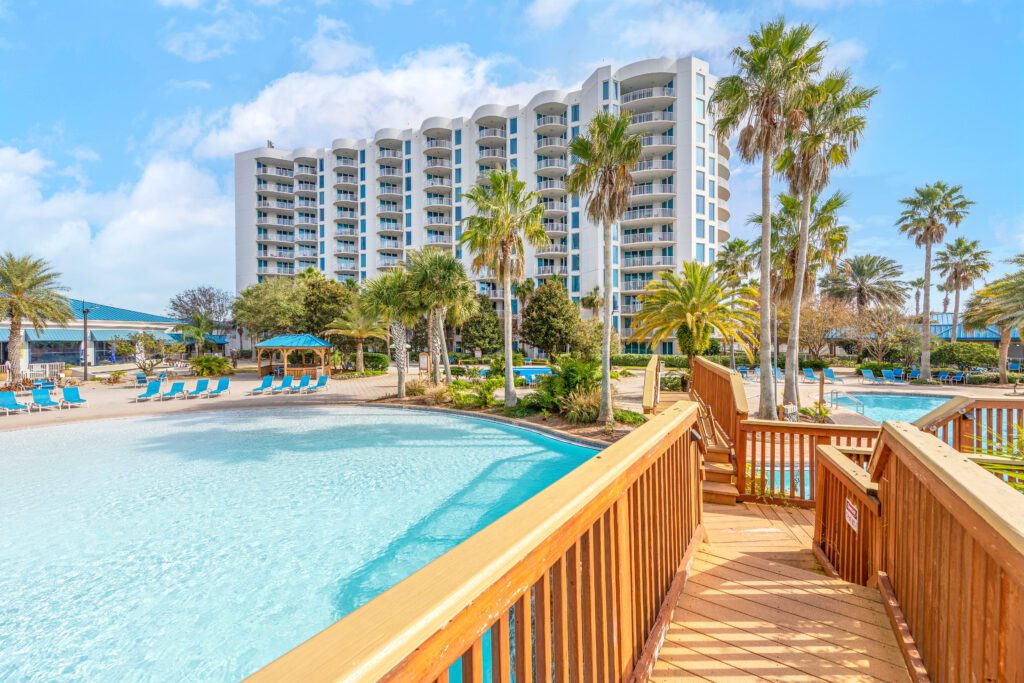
967,372,1024,385
362,352,390,372
931,341,999,368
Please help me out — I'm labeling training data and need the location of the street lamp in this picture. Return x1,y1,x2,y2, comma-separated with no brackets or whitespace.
81,300,95,381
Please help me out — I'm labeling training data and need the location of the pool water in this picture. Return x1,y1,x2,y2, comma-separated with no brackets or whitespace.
835,392,950,424
0,406,596,682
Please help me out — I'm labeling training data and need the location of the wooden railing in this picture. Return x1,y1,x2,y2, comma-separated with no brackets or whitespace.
815,422,1024,681
736,421,880,507
641,354,660,415
248,401,704,682
689,356,748,447
914,395,1024,455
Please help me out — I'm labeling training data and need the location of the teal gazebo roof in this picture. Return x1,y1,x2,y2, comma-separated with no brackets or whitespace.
255,334,332,349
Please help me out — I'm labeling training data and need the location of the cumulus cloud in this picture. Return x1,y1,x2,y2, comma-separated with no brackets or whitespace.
302,16,372,72
527,0,582,29
823,38,867,71
169,78,213,90
0,147,233,311
197,43,558,156
616,1,752,69
164,10,260,61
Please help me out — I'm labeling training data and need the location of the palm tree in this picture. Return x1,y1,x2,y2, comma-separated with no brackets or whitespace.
937,283,951,314
896,181,973,378
715,238,757,368
819,254,908,312
461,169,547,407
934,236,991,342
175,312,215,358
0,253,72,384
362,269,418,398
711,19,826,418
322,305,387,373
565,110,643,426
776,70,876,405
908,277,926,318
406,249,474,385
580,287,604,319
963,282,1024,385
629,261,759,369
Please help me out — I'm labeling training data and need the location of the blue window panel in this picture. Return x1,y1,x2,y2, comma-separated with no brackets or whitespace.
708,179,715,198
360,219,366,233
455,149,462,164
454,130,462,145
360,202,366,216
319,208,324,221
405,213,412,227
405,177,412,191
360,254,366,267
360,185,366,198
661,341,673,355
696,218,705,238
319,242,324,254
456,247,462,258
455,188,462,202
319,191,324,204
510,138,517,155
709,247,716,262
404,140,411,155
572,255,580,271
613,250,619,265
571,104,579,122
455,206,462,221
405,195,412,209
572,194,579,208
360,237,366,249
406,231,412,245
571,233,579,249
510,118,517,134
455,168,462,183
696,243,705,262
359,150,365,164
664,245,674,256
319,225,324,238
602,80,609,99
319,257,325,270
614,81,619,98
697,147,705,167
696,122,706,143
359,167,366,181
572,275,580,292
708,225,715,244
697,196,705,215
696,73,706,95
405,159,411,173
613,271,619,286
696,171,705,191
709,202,715,220
571,212,580,229
361,271,366,280
319,158,324,172
455,226,462,239
319,176,324,188
512,300,518,314
570,126,579,140
695,98,706,119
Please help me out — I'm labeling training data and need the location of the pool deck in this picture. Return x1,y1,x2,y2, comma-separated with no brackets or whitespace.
652,502,912,681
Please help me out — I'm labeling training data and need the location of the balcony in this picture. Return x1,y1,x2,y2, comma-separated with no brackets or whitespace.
257,166,293,179
542,220,568,235
425,235,453,246
378,184,402,200
334,175,358,189
425,216,453,228
257,232,294,244
334,193,358,206
335,261,358,273
377,204,403,217
377,168,402,179
256,267,295,276
477,128,507,143
256,199,293,211
621,279,653,293
536,242,568,256
628,110,675,133
257,182,293,197
425,177,453,189
257,216,294,227
535,136,567,155
622,230,675,245
333,157,357,172
719,141,731,160
477,147,507,166
424,197,452,209
378,241,403,251
482,288,504,299
295,232,318,243
424,157,452,172
335,227,357,237
377,223,403,235
621,207,675,226
537,265,568,276
295,165,317,178
333,245,358,256
296,198,317,208
620,302,643,314
717,184,731,201
630,183,675,201
718,205,731,222
537,179,566,196
620,86,676,113
378,149,402,162
542,200,568,215
258,250,296,260
640,135,676,154
335,209,358,220
535,158,568,177
535,114,567,135
295,215,318,226
717,162,730,181
622,255,675,270
424,139,452,151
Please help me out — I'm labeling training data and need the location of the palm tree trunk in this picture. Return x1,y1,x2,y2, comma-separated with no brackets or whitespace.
7,316,22,384
784,194,812,406
915,291,921,318
428,309,441,385
757,154,777,419
951,287,961,343
390,321,407,398
599,220,614,427
921,243,933,379
502,270,516,407
355,340,364,372
436,310,453,384
998,327,1010,384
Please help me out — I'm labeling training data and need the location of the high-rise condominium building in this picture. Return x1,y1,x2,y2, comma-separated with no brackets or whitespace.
234,56,731,353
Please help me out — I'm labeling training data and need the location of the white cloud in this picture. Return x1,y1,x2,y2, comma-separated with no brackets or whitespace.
527,0,581,29
823,38,867,71
169,78,213,90
197,44,558,156
0,147,233,311
302,16,372,72
164,10,260,61
156,0,204,7
616,1,752,69
365,0,413,8
70,146,100,162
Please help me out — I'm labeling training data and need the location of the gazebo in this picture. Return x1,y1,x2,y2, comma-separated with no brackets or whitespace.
254,334,332,379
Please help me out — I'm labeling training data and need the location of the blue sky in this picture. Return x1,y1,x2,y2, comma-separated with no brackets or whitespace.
0,0,1021,312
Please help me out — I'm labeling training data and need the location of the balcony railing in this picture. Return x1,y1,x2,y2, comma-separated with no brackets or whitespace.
378,242,402,250
622,231,675,244
425,216,452,226
424,198,452,208
536,136,567,148
336,210,358,219
621,86,675,103
623,255,675,268
424,139,452,150
257,233,294,242
536,114,567,127
377,204,402,214
542,200,568,212
478,127,507,139
378,149,402,160
537,242,568,254
295,215,317,225
335,175,358,184
640,135,675,147
630,183,675,196
336,193,357,202
621,280,653,292
377,168,402,178
542,221,568,232
425,178,452,188
537,265,568,275
478,148,506,159
622,207,675,221
334,157,357,167
334,247,358,255
335,227,357,236
426,235,453,245
424,157,452,168
296,199,317,208
536,158,567,171
295,165,316,176
537,180,566,192
629,111,674,125
632,159,674,173
257,267,295,275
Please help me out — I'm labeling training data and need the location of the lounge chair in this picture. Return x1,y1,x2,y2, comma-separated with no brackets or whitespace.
33,378,55,390
247,375,274,396
881,369,905,384
1010,362,1021,372
893,368,905,380
822,368,843,384
0,390,29,415
31,388,62,411
270,375,294,394
947,372,965,384
186,379,210,399
936,371,949,383
60,386,88,408
302,375,329,393
908,369,921,380
207,378,230,397
802,367,821,383
134,373,148,387
773,368,784,380
860,369,885,384
135,381,161,402
160,381,186,400
288,375,311,394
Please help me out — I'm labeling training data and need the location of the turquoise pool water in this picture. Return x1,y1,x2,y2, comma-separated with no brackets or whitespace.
835,392,950,424
0,406,596,682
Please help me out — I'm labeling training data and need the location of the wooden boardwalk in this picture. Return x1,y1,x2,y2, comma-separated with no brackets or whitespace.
652,503,910,682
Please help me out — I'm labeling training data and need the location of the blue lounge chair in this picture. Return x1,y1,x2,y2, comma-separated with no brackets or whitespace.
893,368,905,380
207,378,230,397
947,372,965,384
936,371,949,383
61,386,88,408
823,368,844,384
270,375,294,394
135,381,161,402
135,373,148,387
802,367,820,383
860,369,885,384
33,378,55,390
908,369,920,380
773,368,784,381
186,379,210,399
881,369,905,384
31,388,62,411
160,381,185,400
0,390,29,415
1010,362,1021,372
247,375,274,395
302,375,329,393
289,375,311,394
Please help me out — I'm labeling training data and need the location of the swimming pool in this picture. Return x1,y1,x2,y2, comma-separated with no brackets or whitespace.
0,406,596,682
834,392,951,424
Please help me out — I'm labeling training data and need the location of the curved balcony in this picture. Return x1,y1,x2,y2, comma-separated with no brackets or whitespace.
719,141,731,160
256,199,293,213
630,159,674,182
377,184,402,200
536,242,568,257
335,261,358,273
424,197,453,209
377,167,402,180
621,230,675,245
334,209,358,222
294,215,318,227
535,114,568,136
258,250,296,261
333,245,358,257
257,166,293,180
257,216,294,227
377,223,403,235
256,183,293,198
536,157,568,177
717,163,730,181
477,128,507,144
334,175,358,190
717,184,731,201
334,192,358,207
718,205,731,222
482,288,504,300
294,165,317,180
627,110,675,134
621,255,675,271
295,234,318,245
424,139,452,153
620,280,654,294
293,182,317,197
377,242,403,253
376,204,403,219
537,265,568,277
335,226,358,237
542,220,568,236
377,149,403,167
257,232,295,245
333,157,357,172
425,215,453,229
424,157,452,173
477,148,507,166
621,206,675,227
537,179,566,196
378,261,403,271
542,200,568,216
536,136,567,155
620,86,675,114
629,182,675,202
640,135,676,155
425,234,454,247
425,177,453,191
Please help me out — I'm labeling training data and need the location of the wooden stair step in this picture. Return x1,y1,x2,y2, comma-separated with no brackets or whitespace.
704,461,736,484
705,444,732,464
702,481,739,505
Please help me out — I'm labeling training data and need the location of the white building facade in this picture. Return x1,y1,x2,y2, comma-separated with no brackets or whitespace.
234,57,732,354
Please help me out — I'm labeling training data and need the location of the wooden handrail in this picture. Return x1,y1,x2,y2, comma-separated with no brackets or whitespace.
689,357,748,447
641,354,660,415
248,401,704,682
812,445,881,584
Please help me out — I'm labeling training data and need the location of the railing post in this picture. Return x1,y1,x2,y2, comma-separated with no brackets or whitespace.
613,497,635,679
736,424,747,497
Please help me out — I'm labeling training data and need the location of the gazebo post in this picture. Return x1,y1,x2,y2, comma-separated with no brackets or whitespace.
283,349,289,379
256,348,262,377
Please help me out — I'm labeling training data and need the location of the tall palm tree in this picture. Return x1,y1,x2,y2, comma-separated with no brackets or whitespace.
0,253,72,384
629,261,759,369
406,249,474,385
715,238,757,368
933,236,991,342
711,19,826,418
580,287,603,319
819,254,908,312
963,280,1024,385
565,110,643,426
908,277,926,318
175,312,215,358
937,283,951,314
322,305,387,373
362,269,418,398
461,169,547,407
896,181,973,377
776,70,876,405
513,278,535,305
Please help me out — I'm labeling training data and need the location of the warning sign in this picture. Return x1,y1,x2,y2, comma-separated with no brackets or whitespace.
845,498,859,533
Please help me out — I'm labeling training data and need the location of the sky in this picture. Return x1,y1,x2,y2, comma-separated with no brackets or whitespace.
0,0,1021,313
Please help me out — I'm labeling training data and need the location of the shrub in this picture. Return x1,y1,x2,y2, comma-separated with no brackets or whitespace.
520,389,557,413
106,370,125,385
362,352,390,372
190,355,233,377
514,376,526,387
527,358,549,366
967,372,1024,385
612,354,687,368
501,404,533,418
424,385,451,405
614,409,647,426
405,379,427,396
798,402,831,423
450,366,467,377
238,349,253,359
562,388,601,424
660,370,690,392
856,361,904,374
931,342,999,369
541,358,600,407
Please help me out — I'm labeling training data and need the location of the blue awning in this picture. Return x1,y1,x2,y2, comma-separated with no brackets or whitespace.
26,329,83,342
91,329,139,342
205,334,227,345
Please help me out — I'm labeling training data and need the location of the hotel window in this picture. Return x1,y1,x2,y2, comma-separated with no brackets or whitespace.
696,123,706,144
510,118,517,134
571,125,579,140
696,147,705,167
696,218,705,238
359,150,365,164
404,140,411,155
709,134,716,153
510,139,517,155
614,81,619,98
696,243,706,262
697,196,705,215
454,130,462,145
708,179,715,198
572,276,580,292
455,149,462,164
709,202,715,220
602,80,609,100
695,99,705,119
696,171,705,191
708,224,715,244
696,73,705,95
571,104,580,122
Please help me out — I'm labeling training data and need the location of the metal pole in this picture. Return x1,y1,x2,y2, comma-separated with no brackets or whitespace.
82,303,89,382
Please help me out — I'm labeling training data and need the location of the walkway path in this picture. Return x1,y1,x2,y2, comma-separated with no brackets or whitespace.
652,503,910,682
